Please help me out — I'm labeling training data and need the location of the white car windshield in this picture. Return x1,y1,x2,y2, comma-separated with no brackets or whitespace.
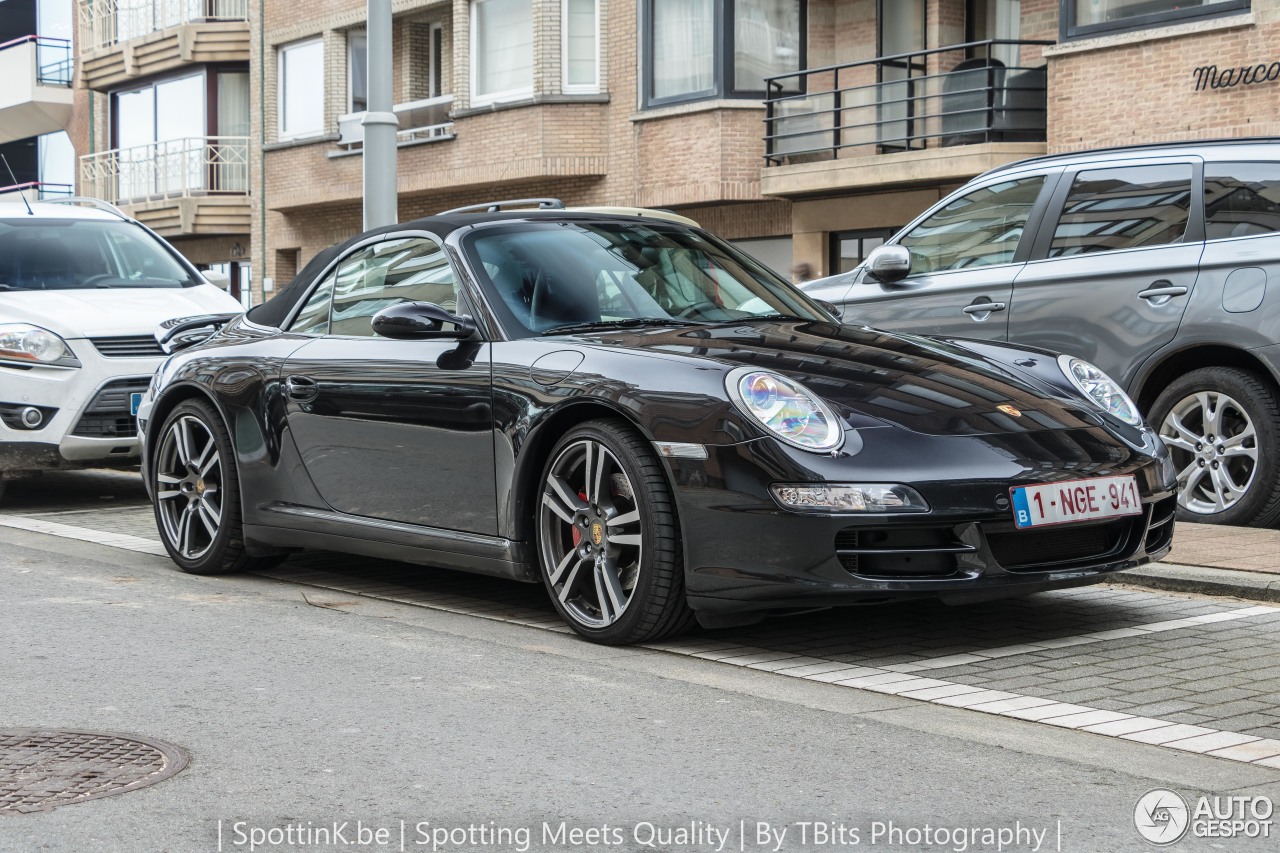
464,221,825,337
0,219,200,291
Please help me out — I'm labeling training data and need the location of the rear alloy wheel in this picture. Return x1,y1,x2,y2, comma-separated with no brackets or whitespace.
153,399,282,575
537,420,694,644
1151,367,1280,527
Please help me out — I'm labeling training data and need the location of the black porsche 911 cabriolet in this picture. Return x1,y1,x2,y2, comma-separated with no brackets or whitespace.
138,201,1177,644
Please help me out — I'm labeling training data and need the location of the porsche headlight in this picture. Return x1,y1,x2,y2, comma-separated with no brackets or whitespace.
1058,355,1141,426
0,324,79,368
726,367,843,452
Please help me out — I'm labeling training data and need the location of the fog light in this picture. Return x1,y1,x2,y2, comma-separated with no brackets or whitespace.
20,406,43,429
771,483,930,513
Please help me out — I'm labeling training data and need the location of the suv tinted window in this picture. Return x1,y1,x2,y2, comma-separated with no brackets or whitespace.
1205,162,1280,240
1049,164,1192,256
329,237,458,337
898,176,1045,274
0,219,200,290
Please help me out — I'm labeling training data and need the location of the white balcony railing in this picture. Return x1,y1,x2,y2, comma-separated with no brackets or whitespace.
336,95,456,152
80,136,249,204
79,0,249,53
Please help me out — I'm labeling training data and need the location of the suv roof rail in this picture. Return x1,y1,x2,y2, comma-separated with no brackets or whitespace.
976,135,1280,180
439,198,565,216
42,196,129,219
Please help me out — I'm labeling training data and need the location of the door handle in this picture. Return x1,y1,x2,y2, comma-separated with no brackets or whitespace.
962,301,1007,316
1138,284,1189,301
285,375,319,401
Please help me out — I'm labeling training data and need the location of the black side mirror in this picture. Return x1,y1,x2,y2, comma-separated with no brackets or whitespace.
865,244,912,283
372,302,477,340
817,300,843,320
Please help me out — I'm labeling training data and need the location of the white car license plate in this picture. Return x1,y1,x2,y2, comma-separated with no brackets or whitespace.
130,392,143,416
1010,475,1142,529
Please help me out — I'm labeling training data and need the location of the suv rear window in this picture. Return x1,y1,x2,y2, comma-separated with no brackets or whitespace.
0,219,200,291
1205,162,1280,240
1049,164,1193,256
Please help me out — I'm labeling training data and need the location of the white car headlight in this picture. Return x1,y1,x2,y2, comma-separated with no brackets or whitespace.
0,324,79,368
726,367,843,452
1058,355,1141,426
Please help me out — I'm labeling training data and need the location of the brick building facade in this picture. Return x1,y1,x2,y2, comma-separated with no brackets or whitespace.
67,0,1280,301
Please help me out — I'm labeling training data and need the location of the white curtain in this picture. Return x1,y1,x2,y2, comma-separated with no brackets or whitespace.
281,40,325,136
652,0,714,100
734,0,801,92
565,0,597,89
474,0,533,99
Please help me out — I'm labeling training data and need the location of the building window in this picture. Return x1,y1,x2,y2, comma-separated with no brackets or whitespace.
643,0,804,108
563,0,599,93
349,30,368,113
1063,0,1249,40
830,229,895,276
471,0,533,104
279,38,325,139
429,23,444,98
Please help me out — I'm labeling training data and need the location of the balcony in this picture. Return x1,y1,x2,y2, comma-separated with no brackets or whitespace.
79,137,250,236
78,0,250,92
0,182,73,201
333,95,457,154
0,37,74,144
760,40,1053,199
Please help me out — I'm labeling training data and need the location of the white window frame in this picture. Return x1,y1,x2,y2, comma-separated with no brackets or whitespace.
562,0,600,94
278,37,326,141
470,0,535,106
348,29,368,114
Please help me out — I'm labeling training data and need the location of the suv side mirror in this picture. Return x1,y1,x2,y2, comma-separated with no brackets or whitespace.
203,270,231,289
372,302,477,340
866,245,912,283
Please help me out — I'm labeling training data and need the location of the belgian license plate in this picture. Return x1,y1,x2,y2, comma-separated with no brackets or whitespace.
1010,474,1142,529
130,392,143,416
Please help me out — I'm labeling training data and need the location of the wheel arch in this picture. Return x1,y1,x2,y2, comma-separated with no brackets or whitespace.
1136,345,1280,414
146,382,232,453
507,398,668,547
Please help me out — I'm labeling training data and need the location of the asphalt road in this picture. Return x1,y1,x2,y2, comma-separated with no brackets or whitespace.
1,511,1279,852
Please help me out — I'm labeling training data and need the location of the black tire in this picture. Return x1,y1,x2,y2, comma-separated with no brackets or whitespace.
151,399,283,575
0,480,6,503
1149,366,1280,527
536,419,695,644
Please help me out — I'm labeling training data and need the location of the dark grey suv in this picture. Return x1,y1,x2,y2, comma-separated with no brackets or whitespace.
807,139,1280,528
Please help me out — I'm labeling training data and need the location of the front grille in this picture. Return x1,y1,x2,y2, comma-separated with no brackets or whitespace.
89,336,166,358
835,526,969,578
70,377,150,439
985,518,1135,572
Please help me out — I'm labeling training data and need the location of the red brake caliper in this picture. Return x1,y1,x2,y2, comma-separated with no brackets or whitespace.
570,491,588,546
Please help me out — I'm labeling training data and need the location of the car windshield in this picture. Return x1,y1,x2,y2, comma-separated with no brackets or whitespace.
0,219,201,291
463,221,826,337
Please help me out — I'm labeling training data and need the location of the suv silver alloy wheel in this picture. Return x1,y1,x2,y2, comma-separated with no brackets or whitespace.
1159,391,1258,515
539,438,644,628
155,415,223,559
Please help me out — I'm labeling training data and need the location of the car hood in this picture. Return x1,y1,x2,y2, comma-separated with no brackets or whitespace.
577,319,1106,437
0,285,242,339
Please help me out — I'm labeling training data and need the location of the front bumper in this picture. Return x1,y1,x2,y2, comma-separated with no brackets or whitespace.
666,430,1176,613
0,340,159,474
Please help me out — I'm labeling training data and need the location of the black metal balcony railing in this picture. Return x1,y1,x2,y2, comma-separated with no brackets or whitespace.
763,39,1054,166
0,36,74,86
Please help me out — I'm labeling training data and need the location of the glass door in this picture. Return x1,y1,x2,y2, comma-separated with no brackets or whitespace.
877,0,926,151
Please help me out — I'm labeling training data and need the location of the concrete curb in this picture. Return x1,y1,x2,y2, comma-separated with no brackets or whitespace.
1110,561,1280,603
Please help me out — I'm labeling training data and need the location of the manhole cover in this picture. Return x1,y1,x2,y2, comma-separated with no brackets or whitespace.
0,728,188,814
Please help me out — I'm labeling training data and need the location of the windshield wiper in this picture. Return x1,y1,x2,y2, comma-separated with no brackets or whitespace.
540,318,703,336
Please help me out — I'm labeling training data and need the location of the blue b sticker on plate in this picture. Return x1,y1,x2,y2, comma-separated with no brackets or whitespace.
130,392,143,416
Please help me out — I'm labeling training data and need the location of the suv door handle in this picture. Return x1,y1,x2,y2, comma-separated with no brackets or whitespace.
285,375,319,401
1138,284,1189,302
962,301,1007,316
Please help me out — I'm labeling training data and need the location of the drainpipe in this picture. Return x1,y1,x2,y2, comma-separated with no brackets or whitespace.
258,0,266,302
362,0,398,230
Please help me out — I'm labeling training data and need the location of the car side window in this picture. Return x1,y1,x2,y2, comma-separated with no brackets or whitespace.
1204,162,1280,240
1048,164,1193,256
286,271,336,334
329,236,458,337
898,176,1046,275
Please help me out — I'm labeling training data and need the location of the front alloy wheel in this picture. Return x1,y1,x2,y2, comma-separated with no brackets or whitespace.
155,414,223,560
1151,367,1280,527
537,420,693,644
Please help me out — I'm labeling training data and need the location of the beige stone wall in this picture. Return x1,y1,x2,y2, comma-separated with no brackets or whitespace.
1046,3,1280,152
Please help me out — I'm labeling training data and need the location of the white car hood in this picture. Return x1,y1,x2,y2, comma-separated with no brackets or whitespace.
0,284,242,339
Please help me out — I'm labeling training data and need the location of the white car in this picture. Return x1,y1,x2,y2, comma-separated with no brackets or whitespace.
0,198,242,500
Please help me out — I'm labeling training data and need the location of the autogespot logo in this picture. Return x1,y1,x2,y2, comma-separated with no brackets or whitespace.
1135,789,1190,845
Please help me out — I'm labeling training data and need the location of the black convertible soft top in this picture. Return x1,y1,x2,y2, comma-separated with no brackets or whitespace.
244,210,683,329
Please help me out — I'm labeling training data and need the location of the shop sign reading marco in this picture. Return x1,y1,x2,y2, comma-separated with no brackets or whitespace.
1194,60,1280,91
